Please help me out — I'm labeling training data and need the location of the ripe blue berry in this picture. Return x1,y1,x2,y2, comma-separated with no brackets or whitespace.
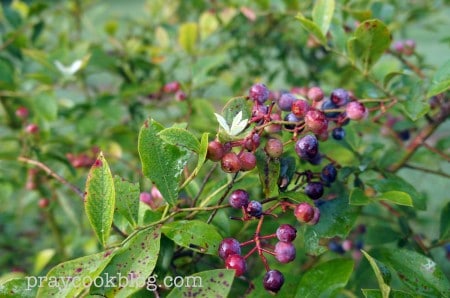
332,127,345,140
321,99,340,118
330,88,349,106
321,163,337,184
278,92,296,111
218,238,241,260
295,135,319,160
249,83,270,104
246,200,263,217
328,240,345,254
229,189,250,209
284,113,301,130
225,254,247,276
276,224,297,242
263,270,285,293
274,241,296,263
305,182,324,200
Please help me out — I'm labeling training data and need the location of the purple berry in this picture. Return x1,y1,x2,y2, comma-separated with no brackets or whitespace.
249,83,270,104
295,135,319,160
274,241,296,263
294,202,315,223
225,254,246,276
305,182,324,200
291,99,310,118
330,88,350,106
305,109,328,134
278,92,296,111
239,152,256,171
263,270,284,293
276,224,297,242
307,207,321,225
346,101,367,120
218,238,241,260
221,152,241,173
321,163,337,184
246,200,263,217
229,189,250,209
265,138,284,158
332,127,345,140
307,87,324,102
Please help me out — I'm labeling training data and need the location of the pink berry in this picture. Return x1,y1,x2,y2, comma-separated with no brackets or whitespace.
346,101,367,120
221,152,241,173
175,90,187,101
307,207,321,225
239,152,256,171
225,254,246,277
163,81,181,93
291,100,310,118
294,203,315,223
265,138,284,158
207,141,224,162
305,109,328,134
25,123,39,134
38,198,50,208
15,106,29,119
307,87,324,102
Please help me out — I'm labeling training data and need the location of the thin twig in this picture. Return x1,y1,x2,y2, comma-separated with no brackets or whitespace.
422,142,450,162
403,164,450,179
191,163,218,207
206,172,239,224
18,156,84,198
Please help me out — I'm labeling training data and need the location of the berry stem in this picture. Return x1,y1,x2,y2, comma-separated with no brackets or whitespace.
244,246,258,259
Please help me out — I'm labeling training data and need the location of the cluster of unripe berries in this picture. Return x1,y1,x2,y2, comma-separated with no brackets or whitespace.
15,106,40,135
392,39,416,56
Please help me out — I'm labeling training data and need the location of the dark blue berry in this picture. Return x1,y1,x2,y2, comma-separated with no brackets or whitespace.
284,113,301,130
397,130,410,141
328,241,345,254
295,135,319,160
355,240,364,250
305,182,324,200
321,99,340,118
278,92,296,111
332,127,345,140
263,270,284,293
321,163,337,184
246,200,263,217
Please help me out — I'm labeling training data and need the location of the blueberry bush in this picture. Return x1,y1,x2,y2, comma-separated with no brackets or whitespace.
0,0,449,297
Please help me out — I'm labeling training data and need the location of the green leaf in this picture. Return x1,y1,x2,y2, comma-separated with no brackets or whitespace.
349,188,370,205
440,201,450,240
138,119,190,206
375,191,413,207
0,278,37,298
113,176,139,228
91,227,161,297
295,258,354,298
85,152,115,247
36,249,117,297
167,269,234,298
378,248,450,297
347,19,391,73
366,174,425,210
162,220,222,255
22,48,54,70
33,249,55,275
427,59,450,97
362,289,415,298
178,22,198,54
181,132,209,189
199,11,219,40
158,127,201,153
362,250,391,298
312,0,335,36
32,92,58,121
0,57,15,89
280,191,312,203
304,194,358,255
295,13,327,45
255,149,280,198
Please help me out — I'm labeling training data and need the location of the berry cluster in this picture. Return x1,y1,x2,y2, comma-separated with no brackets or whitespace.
392,39,416,56
208,83,370,293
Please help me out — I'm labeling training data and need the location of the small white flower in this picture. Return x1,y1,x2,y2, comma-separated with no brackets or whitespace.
54,59,82,76
214,111,248,136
